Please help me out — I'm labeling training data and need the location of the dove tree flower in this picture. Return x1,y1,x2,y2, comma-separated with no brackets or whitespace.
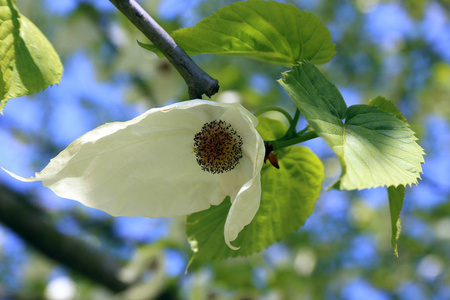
4,100,265,249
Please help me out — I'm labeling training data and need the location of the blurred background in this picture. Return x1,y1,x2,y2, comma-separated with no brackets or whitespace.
0,0,449,299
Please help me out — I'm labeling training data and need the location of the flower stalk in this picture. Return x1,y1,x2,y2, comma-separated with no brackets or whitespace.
268,130,318,151
285,108,300,137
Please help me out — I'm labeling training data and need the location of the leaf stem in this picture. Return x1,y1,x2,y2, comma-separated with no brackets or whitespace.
285,108,300,136
109,0,219,99
254,107,293,124
269,131,318,150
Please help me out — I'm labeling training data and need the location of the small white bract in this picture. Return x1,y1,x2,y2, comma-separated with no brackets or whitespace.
4,100,265,249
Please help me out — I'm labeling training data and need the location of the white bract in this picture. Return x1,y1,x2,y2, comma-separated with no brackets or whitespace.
4,100,265,249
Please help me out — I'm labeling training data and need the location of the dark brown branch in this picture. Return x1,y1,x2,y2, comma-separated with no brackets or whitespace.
0,183,129,293
109,0,219,99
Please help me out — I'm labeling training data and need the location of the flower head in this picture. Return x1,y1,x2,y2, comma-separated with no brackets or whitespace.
4,100,265,249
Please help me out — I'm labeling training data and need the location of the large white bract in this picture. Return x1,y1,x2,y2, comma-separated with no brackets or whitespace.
4,100,265,249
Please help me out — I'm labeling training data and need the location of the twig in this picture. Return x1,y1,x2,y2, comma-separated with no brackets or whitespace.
0,184,129,293
109,0,219,99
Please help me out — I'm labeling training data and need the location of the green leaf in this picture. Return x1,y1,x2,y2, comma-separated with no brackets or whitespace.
255,115,288,140
279,61,424,190
0,0,63,113
368,96,408,123
387,185,405,257
186,145,324,260
139,0,335,65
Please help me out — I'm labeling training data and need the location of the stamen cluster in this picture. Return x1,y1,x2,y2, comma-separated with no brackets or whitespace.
193,120,243,174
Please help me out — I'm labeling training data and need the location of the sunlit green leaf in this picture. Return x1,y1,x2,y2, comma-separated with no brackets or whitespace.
387,185,405,257
368,96,408,123
186,141,324,260
279,61,424,190
138,0,335,65
255,115,288,140
0,0,63,113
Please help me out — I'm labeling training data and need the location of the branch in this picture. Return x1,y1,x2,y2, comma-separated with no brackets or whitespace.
0,183,129,293
109,0,220,99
